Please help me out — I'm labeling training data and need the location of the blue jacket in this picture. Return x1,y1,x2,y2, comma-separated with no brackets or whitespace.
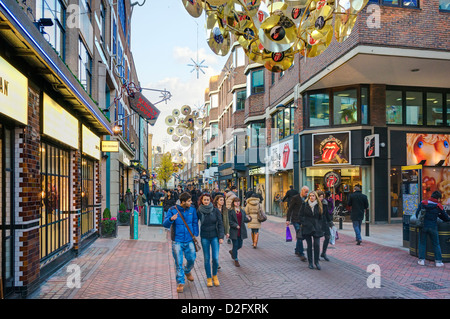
163,205,199,242
415,199,450,228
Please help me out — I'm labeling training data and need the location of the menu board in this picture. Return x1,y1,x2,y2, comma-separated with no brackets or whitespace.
148,206,164,226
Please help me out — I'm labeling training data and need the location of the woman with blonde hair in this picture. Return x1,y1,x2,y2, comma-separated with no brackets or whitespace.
299,191,324,270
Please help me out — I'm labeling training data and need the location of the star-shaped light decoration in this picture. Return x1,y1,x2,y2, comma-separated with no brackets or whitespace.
188,57,209,79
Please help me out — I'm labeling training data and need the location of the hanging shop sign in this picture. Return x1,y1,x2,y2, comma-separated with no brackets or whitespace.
0,55,28,125
82,125,101,160
128,92,160,125
406,133,450,166
364,134,380,158
101,140,119,152
269,139,293,172
324,171,341,188
43,93,78,149
313,132,351,166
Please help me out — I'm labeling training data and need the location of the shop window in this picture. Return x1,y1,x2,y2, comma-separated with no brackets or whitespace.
426,93,444,126
81,158,95,238
406,91,423,125
333,89,358,125
251,69,264,94
272,106,294,141
361,87,369,125
386,90,403,124
308,93,329,127
247,122,265,148
370,0,419,7
390,166,402,219
40,143,71,261
440,0,450,11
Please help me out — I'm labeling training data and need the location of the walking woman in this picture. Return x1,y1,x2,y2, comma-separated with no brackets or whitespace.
246,195,263,248
163,190,177,213
213,195,230,241
228,197,252,267
299,191,324,270
317,191,333,261
197,193,225,287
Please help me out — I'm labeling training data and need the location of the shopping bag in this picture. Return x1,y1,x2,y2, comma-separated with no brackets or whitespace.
336,230,339,240
330,226,337,245
286,226,292,242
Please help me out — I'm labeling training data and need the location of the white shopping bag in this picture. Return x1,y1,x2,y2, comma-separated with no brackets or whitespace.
330,226,337,245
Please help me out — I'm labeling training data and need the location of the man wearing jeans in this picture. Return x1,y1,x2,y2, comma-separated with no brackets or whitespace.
416,191,449,267
348,185,369,245
163,192,199,293
286,186,309,261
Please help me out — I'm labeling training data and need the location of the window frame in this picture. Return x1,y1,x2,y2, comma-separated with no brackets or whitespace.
439,0,450,11
272,103,295,141
251,68,265,95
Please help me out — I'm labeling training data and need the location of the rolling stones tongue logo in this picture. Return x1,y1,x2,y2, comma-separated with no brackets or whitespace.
282,143,290,168
319,136,343,163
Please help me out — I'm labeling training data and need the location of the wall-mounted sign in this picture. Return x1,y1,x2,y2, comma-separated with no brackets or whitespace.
324,171,341,188
249,167,266,175
364,134,379,158
406,133,450,166
101,140,119,152
313,132,351,166
269,139,293,172
82,125,101,160
43,93,78,149
128,92,160,125
0,55,28,125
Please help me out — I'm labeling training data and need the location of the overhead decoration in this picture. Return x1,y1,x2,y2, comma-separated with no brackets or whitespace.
182,0,369,72
165,104,206,148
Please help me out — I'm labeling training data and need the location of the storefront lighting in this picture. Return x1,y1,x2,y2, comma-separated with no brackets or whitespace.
113,125,122,135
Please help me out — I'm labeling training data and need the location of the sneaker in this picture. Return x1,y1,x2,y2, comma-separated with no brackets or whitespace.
234,260,240,267
436,261,444,267
299,255,307,262
185,272,194,281
417,259,425,266
177,284,184,293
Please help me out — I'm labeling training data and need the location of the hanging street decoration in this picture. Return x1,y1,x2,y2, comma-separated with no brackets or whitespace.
182,0,370,72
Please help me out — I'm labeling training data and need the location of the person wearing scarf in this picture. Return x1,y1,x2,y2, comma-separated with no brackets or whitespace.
228,197,252,267
198,194,225,287
299,191,324,270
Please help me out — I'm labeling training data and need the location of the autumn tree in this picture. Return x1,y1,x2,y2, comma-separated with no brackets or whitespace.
155,152,174,188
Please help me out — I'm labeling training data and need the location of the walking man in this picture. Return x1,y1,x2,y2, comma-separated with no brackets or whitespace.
347,185,369,245
163,192,199,293
416,191,450,267
282,185,299,208
286,185,309,261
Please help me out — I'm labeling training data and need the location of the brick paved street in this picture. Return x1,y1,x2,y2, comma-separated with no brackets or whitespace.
28,217,450,300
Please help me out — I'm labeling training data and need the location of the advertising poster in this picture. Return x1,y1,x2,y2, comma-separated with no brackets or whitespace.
148,206,164,226
269,139,293,172
401,165,421,216
313,132,351,165
423,167,450,208
364,134,379,158
406,133,450,166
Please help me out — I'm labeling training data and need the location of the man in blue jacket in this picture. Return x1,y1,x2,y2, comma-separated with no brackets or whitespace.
416,191,450,267
163,192,199,293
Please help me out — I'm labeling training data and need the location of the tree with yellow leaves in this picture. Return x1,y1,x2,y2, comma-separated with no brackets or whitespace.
155,152,174,189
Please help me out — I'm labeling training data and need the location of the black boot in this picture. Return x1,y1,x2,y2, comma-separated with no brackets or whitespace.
308,261,314,269
321,252,330,261
315,261,321,270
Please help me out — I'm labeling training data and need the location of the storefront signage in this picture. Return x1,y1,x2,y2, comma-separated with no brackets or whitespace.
364,134,379,158
0,55,28,125
324,171,341,188
43,93,78,149
401,165,422,216
249,167,266,175
269,139,293,171
313,132,351,166
128,92,160,125
101,140,119,152
82,125,101,160
406,133,450,166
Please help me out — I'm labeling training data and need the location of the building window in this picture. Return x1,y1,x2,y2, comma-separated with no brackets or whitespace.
426,93,444,126
40,142,71,261
236,89,246,111
211,123,219,138
118,0,127,34
333,89,358,125
361,87,369,125
36,0,66,59
440,0,450,11
370,0,419,7
112,18,117,55
406,91,423,125
386,90,403,124
251,69,264,94
272,105,294,141
308,93,330,127
100,1,106,43
81,158,95,238
247,122,265,148
78,38,92,94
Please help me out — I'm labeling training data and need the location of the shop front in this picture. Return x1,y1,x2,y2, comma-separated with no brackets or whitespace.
248,166,265,201
300,130,373,220
268,138,294,217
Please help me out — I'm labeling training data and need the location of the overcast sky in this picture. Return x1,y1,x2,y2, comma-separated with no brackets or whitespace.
130,1,228,154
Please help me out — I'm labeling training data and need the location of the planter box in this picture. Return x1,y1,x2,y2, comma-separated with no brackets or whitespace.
117,211,131,226
100,221,118,238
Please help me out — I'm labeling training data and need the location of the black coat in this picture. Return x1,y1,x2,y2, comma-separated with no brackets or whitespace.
286,194,303,224
198,207,225,240
299,201,324,237
348,191,369,221
283,189,299,207
228,208,251,240
321,200,333,236
163,196,177,212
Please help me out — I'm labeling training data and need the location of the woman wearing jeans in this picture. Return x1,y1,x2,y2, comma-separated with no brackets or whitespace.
197,194,225,287
228,197,252,267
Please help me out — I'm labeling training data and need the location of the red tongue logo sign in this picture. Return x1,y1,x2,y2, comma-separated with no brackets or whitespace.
321,142,340,163
282,144,290,168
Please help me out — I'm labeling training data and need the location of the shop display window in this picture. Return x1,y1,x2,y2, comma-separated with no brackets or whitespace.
386,90,403,124
333,89,358,125
81,158,95,238
308,93,329,127
406,91,423,125
426,93,444,126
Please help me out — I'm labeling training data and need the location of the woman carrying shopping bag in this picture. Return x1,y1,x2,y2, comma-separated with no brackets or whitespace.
197,193,225,287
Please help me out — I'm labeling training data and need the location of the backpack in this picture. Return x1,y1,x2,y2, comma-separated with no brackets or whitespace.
416,207,426,228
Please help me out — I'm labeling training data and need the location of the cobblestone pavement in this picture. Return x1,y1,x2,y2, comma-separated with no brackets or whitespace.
28,217,450,300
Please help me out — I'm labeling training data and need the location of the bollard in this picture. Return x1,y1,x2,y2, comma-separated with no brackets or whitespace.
365,209,370,237
339,217,343,230
130,210,139,240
